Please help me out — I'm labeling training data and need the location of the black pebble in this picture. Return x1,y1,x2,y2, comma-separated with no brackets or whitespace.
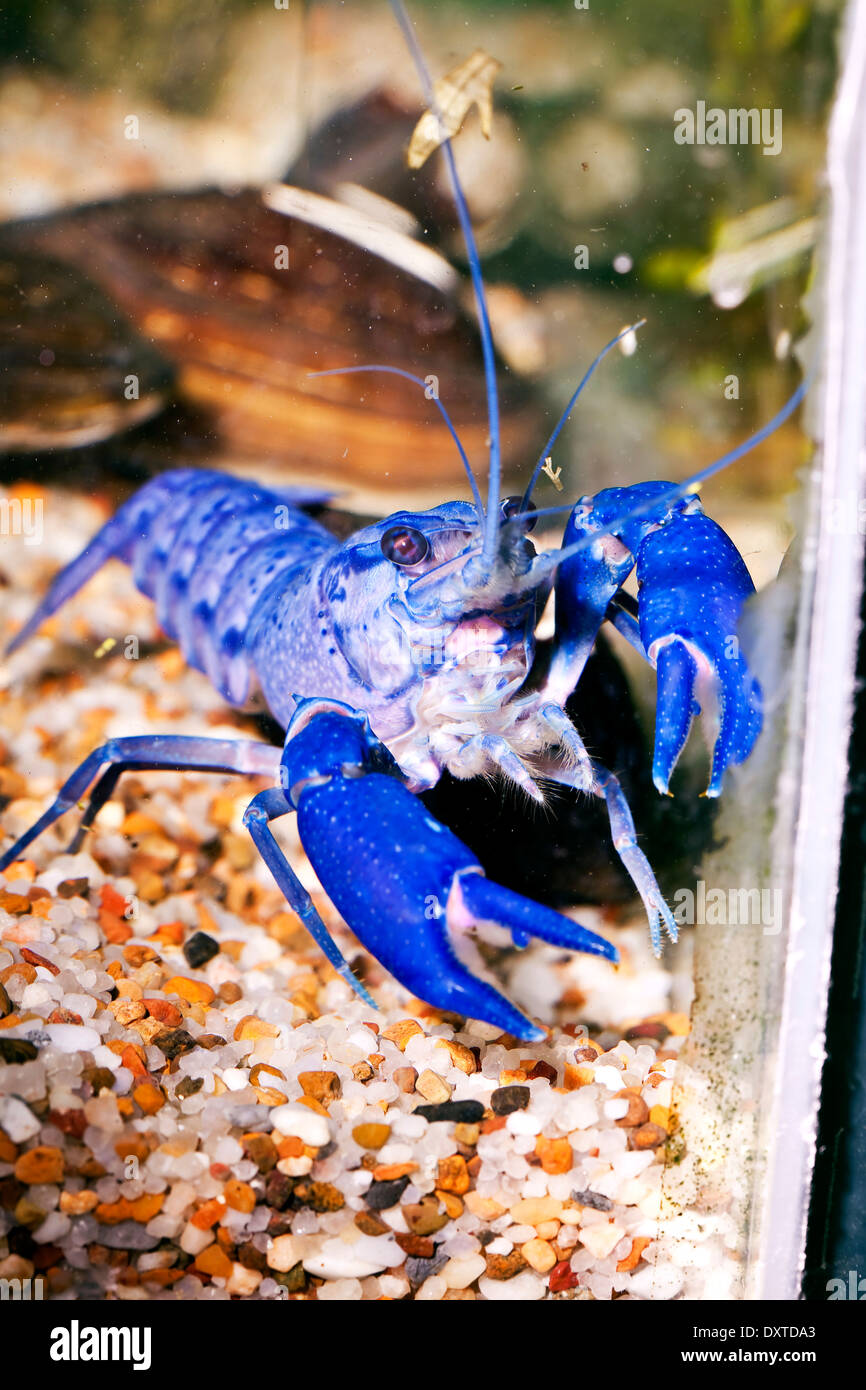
405,1249,449,1287
0,1038,38,1063
155,1028,197,1060
571,1188,613,1212
414,1099,485,1125
174,1075,204,1099
182,931,220,968
365,1175,411,1210
490,1085,531,1115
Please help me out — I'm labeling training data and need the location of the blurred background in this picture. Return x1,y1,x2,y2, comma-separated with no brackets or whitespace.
0,0,840,581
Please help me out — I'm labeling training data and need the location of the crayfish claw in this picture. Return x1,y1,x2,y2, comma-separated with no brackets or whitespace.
652,637,699,794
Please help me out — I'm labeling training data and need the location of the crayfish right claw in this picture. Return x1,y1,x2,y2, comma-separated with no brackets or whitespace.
637,509,763,797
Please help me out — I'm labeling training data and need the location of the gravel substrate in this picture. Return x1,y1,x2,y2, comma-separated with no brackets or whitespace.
0,484,730,1301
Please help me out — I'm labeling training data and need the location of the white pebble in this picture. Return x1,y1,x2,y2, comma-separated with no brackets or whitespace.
180,1222,215,1256
303,1238,391,1280
0,1096,40,1142
593,1066,626,1091
267,1235,300,1272
443,1254,486,1289
479,1270,547,1301
414,1274,447,1301
486,1237,513,1256
220,1068,250,1091
629,1263,684,1300
271,1102,330,1148
44,1023,101,1052
317,1278,364,1301
506,1109,542,1136
32,1211,71,1244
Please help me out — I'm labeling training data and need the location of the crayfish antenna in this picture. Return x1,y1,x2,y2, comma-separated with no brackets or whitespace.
389,0,502,578
521,320,647,510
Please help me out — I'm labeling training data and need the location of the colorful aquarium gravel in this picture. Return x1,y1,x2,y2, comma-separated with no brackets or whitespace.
0,486,740,1301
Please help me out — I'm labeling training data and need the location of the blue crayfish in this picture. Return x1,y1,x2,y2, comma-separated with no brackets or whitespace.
0,2,804,1041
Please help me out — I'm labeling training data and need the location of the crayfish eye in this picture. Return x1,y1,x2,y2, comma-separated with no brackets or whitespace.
380,526,430,566
501,496,537,532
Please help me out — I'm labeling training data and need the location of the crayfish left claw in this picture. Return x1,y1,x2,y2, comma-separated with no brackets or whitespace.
636,508,763,797
277,702,618,1040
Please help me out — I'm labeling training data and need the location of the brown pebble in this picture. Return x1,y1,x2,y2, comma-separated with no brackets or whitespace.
522,1059,557,1084
15,1193,47,1227
57,877,90,900
436,1154,470,1195
218,980,242,1004
395,1232,435,1258
195,1034,226,1050
143,998,183,1028
443,1288,476,1300
237,1240,267,1273
14,1146,64,1185
292,1181,344,1213
484,1249,528,1280
0,982,12,1018
402,1196,449,1236
630,1122,668,1150
351,1061,374,1083
354,1210,390,1237
20,946,59,976
615,1090,650,1128
123,944,159,968
243,1133,278,1173
175,1076,204,1099
392,1066,417,1093
47,1007,84,1026
298,1071,342,1104
48,1109,86,1139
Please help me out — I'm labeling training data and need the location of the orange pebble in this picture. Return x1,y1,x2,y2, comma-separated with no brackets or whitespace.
616,1236,652,1273
233,1015,280,1042
120,1043,149,1079
223,1179,256,1213
534,1135,574,1175
191,1198,226,1230
133,1082,165,1115
194,1244,234,1279
130,1193,164,1222
163,976,215,1006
